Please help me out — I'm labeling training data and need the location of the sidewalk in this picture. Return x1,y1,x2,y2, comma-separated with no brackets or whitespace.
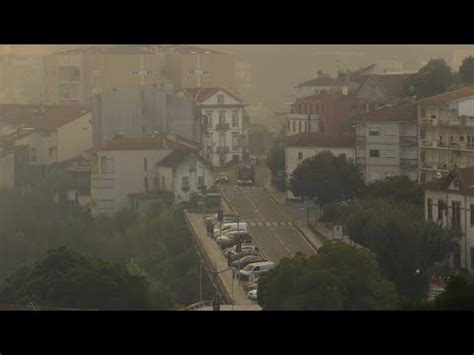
185,211,254,306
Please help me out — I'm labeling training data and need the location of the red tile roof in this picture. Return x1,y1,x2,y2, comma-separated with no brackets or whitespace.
417,86,474,105
286,132,356,148
422,166,474,194
296,76,346,88
158,150,211,168
178,87,242,104
95,135,200,152
352,103,417,122
0,104,90,130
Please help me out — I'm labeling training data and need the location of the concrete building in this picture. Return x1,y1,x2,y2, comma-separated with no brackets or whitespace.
176,88,248,167
43,45,170,105
91,86,201,146
353,103,418,182
90,134,210,216
422,166,474,271
285,132,356,199
417,86,474,183
294,75,349,99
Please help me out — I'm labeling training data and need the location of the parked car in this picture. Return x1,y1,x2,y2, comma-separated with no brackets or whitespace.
231,255,267,269
227,249,260,264
207,217,240,234
239,261,275,281
247,289,258,301
216,231,252,249
215,174,229,184
213,222,248,238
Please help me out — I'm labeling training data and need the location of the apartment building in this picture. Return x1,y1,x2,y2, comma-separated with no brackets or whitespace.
418,86,474,183
285,132,356,199
353,103,418,182
422,166,474,271
176,88,248,167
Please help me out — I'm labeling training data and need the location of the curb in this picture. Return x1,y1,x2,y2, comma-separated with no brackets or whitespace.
291,222,319,253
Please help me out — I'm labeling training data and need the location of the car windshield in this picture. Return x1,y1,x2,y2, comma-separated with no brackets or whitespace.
243,264,254,271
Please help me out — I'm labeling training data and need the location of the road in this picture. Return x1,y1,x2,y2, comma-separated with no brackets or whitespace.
220,184,317,263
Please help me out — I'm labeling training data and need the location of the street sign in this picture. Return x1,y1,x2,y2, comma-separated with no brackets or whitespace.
212,301,220,311
333,225,343,240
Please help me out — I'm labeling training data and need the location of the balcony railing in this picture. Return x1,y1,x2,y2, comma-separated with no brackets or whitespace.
215,123,230,131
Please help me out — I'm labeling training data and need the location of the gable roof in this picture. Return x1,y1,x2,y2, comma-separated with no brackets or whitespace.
416,86,474,105
422,166,474,194
0,104,90,130
356,73,410,98
95,135,199,152
296,76,346,88
158,150,212,168
352,103,417,122
177,87,242,104
286,132,355,148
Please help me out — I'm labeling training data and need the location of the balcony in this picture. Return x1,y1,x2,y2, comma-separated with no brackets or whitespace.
215,123,230,131
400,158,417,167
216,146,230,154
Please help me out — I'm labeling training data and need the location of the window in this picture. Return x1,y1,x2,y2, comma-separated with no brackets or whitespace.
144,177,149,192
304,121,308,132
421,172,426,183
450,136,455,143
218,110,225,125
198,176,205,188
369,129,381,136
287,121,290,131
420,129,426,139
471,205,474,226
188,69,195,75
48,146,56,158
452,201,461,231
385,150,396,158
420,107,426,118
299,121,302,132
144,157,148,171
427,198,433,220
217,95,225,104
232,132,239,150
203,70,209,75
30,148,37,163
293,121,296,132
298,152,303,160
232,110,239,127
182,176,189,189
460,136,465,142
369,150,380,158
438,200,444,220
101,156,114,174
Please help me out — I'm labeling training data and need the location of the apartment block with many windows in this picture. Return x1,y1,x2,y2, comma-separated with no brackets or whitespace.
418,86,474,183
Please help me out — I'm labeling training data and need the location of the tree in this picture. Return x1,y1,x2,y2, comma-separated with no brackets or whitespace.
289,151,364,204
265,142,285,176
345,199,460,300
459,56,474,85
0,247,172,309
361,175,423,206
258,244,398,310
404,59,453,99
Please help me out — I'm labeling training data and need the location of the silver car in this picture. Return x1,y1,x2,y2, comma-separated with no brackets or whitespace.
231,255,266,269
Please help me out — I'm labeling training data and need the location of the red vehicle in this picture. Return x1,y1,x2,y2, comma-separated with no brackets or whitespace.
237,164,255,185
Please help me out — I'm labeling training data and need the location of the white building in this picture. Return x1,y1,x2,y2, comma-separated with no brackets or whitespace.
285,132,356,199
90,134,212,216
353,103,418,182
176,87,248,167
418,86,474,183
423,166,474,271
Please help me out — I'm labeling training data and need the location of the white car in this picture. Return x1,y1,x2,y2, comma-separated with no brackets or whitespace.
248,289,258,301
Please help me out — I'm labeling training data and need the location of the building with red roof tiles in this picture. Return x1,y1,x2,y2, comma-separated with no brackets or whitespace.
90,133,212,216
294,75,349,99
417,86,474,183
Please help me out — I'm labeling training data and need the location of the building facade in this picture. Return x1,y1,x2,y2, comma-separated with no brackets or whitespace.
91,86,201,146
294,75,349,99
417,86,474,183
353,103,418,182
90,134,209,216
176,88,248,167
423,167,474,271
285,132,356,199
